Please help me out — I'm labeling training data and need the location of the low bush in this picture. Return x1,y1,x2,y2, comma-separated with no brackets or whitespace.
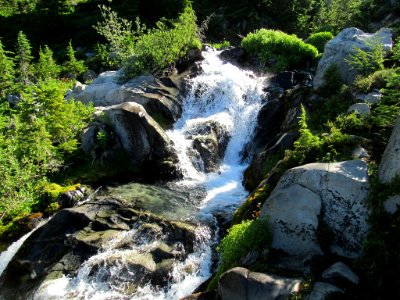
208,218,272,290
346,39,385,76
306,31,334,53
353,69,395,93
241,29,318,72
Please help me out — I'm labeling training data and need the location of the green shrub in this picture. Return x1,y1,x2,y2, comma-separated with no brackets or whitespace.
95,5,201,80
322,64,344,93
353,69,396,93
211,40,230,50
63,41,87,79
306,31,334,53
312,0,364,34
241,29,319,72
346,39,385,76
208,218,272,290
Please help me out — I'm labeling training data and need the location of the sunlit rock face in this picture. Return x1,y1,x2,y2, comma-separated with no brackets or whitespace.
260,160,370,259
313,27,393,90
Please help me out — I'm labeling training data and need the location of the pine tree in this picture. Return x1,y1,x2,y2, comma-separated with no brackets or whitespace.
36,45,60,81
0,39,15,98
16,31,33,85
63,40,87,79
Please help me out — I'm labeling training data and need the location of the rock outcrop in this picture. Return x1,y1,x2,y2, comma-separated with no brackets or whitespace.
313,27,393,90
188,121,230,172
68,71,186,127
260,160,370,259
81,102,179,179
218,267,301,300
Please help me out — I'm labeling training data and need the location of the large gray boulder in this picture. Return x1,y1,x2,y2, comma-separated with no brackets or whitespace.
218,267,301,300
260,160,370,258
313,27,393,90
81,102,179,178
378,115,400,184
68,71,183,126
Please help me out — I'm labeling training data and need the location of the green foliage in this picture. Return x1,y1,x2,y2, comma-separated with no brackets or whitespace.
95,4,201,80
208,218,272,290
346,39,385,76
36,45,60,80
15,31,33,84
370,68,400,128
86,43,120,71
241,29,319,72
321,64,344,93
0,76,93,225
358,173,400,292
306,31,333,53
63,40,87,78
218,218,272,269
94,5,140,60
312,0,364,34
211,40,230,50
353,69,395,93
0,38,15,97
121,5,201,79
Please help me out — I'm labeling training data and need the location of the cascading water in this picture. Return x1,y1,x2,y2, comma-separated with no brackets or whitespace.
0,48,266,300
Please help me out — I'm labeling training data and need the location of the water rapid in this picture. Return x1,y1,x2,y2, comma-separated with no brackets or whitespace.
1,48,267,300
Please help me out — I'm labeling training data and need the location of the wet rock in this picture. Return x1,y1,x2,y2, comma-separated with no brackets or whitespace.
218,267,301,300
314,27,393,90
58,186,87,209
0,197,198,299
252,98,285,154
306,282,344,300
189,121,230,173
260,160,370,259
219,47,246,65
378,115,400,184
322,262,360,285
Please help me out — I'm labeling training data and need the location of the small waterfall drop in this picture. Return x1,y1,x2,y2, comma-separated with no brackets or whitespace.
168,48,266,216
3,48,267,300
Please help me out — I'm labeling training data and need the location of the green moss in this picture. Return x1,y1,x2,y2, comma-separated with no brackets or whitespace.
208,218,272,291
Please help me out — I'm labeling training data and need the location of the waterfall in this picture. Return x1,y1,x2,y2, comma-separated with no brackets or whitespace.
1,48,266,300
168,48,266,216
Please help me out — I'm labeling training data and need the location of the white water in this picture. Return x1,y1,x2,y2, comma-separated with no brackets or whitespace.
5,48,266,300
168,49,266,218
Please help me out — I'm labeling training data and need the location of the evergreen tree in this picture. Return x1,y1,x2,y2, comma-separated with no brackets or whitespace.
36,45,60,80
63,40,87,79
15,31,33,85
0,39,15,98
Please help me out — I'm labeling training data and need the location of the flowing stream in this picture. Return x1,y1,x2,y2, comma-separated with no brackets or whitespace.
0,48,267,299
